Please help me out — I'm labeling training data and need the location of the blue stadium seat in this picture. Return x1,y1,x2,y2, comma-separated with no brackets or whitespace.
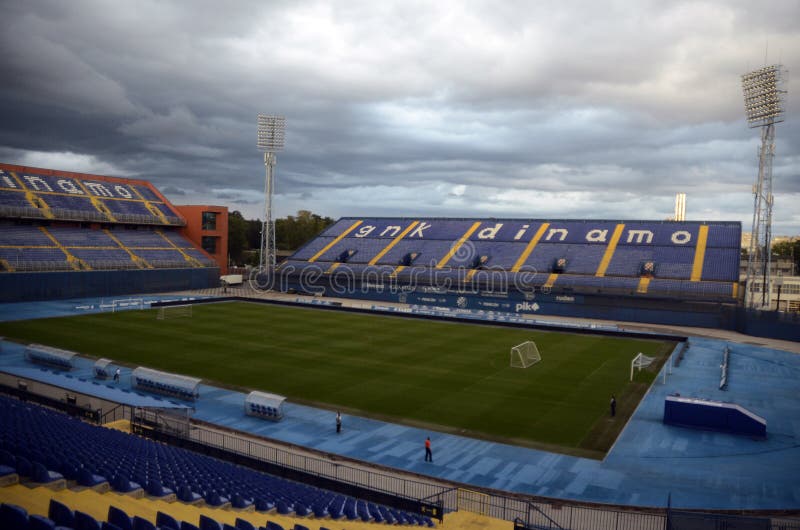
204,490,229,507
177,484,203,503
132,515,157,530
199,514,223,530
0,503,28,529
48,499,74,528
234,518,256,530
293,502,310,517
111,474,142,494
107,506,133,530
28,514,58,530
78,467,107,488
74,509,102,530
146,478,174,498
254,497,275,512
231,494,253,510
0,464,16,481
0,448,15,467
32,460,64,484
14,455,33,477
156,511,181,530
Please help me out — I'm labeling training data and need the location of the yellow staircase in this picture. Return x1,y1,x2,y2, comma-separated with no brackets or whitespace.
144,201,170,224
24,191,55,219
103,229,152,269
7,171,54,218
38,227,89,271
0,258,14,272
155,230,203,267
131,186,171,224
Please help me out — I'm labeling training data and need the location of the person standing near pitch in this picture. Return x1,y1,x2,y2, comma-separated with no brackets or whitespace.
424,436,433,462
336,411,342,433
610,394,616,417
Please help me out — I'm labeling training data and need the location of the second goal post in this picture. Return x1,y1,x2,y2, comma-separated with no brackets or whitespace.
630,352,655,381
156,304,193,320
510,341,541,368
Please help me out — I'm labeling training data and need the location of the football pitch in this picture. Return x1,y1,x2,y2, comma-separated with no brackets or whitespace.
0,301,675,458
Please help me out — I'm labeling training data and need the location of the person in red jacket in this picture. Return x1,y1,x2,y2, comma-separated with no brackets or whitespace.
424,436,432,462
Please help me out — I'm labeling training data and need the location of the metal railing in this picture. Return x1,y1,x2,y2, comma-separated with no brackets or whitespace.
0,204,185,226
100,403,133,424
134,409,447,500
130,408,800,530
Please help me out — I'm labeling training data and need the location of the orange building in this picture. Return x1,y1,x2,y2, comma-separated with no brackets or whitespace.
174,205,229,275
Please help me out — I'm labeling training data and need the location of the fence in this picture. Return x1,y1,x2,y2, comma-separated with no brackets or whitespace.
132,408,447,519
0,205,185,226
131,407,800,530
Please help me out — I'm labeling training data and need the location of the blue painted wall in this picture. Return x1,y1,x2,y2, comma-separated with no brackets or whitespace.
280,277,800,342
0,268,219,302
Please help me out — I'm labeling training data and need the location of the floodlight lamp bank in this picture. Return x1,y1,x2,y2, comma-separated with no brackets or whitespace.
257,115,286,152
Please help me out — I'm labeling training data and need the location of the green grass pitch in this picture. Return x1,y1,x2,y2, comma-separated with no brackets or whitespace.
0,301,675,458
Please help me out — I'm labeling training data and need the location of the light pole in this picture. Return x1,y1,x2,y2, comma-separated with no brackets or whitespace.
256,114,285,273
741,65,786,309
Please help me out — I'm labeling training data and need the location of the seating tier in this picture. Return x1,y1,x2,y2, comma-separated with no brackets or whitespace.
0,168,182,226
285,217,741,302
0,395,435,527
0,223,214,272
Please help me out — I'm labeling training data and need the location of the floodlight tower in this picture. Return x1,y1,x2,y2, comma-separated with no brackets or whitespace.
741,65,786,309
256,114,285,273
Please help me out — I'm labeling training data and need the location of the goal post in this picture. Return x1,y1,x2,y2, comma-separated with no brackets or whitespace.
630,352,655,381
156,304,193,320
510,341,541,368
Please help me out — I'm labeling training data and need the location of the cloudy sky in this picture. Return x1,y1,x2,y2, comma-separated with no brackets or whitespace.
1,1,798,233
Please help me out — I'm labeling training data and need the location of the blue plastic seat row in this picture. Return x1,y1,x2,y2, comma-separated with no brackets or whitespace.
0,395,436,527
27,351,73,369
134,377,197,401
248,404,280,417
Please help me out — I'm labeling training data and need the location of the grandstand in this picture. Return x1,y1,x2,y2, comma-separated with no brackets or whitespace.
0,163,220,301
274,217,743,330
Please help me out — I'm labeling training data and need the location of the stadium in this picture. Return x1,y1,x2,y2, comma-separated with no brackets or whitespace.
1,4,799,529
0,154,799,530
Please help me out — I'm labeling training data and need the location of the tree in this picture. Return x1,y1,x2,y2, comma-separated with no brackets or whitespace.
772,240,800,272
227,211,248,265
276,210,334,250
227,210,335,264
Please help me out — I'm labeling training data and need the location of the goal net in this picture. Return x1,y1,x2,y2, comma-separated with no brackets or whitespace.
157,304,193,320
510,341,541,368
630,352,655,381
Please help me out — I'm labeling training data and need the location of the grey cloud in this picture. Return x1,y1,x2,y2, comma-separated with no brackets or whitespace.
0,0,798,232
160,186,186,196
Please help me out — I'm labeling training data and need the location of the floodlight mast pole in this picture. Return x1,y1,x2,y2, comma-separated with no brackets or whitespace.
741,65,785,309
256,115,285,274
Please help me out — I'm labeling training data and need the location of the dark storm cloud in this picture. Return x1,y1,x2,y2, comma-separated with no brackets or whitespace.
0,0,798,232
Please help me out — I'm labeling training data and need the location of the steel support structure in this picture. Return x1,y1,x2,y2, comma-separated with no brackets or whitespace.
256,115,285,274
741,65,785,310
744,124,776,309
